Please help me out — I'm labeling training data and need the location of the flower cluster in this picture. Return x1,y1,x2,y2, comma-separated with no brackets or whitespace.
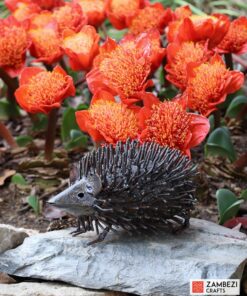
3,0,102,71
0,0,245,158
165,7,245,117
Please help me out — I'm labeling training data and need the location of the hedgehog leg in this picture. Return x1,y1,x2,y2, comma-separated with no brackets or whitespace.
86,216,94,231
71,217,87,236
87,225,111,246
95,219,99,235
183,216,190,228
70,218,82,235
171,216,190,234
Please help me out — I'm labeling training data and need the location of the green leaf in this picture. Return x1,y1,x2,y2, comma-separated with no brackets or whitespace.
216,189,238,224
16,135,33,147
70,129,82,140
66,136,87,150
67,69,79,82
151,0,176,8
208,115,214,132
11,173,27,185
157,66,165,85
66,130,87,150
240,189,247,201
219,89,245,110
61,107,79,142
210,0,233,6
106,28,127,41
160,88,178,100
0,100,10,120
32,113,48,131
216,189,237,217
232,2,247,10
61,107,88,148
76,103,89,111
225,95,247,118
27,195,40,215
220,200,244,224
174,0,206,15
212,9,242,17
205,127,236,162
0,99,20,120
0,1,9,18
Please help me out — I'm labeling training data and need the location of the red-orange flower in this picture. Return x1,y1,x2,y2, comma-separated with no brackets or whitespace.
173,5,192,19
165,41,212,90
75,0,106,27
165,6,192,43
76,90,139,144
5,0,41,22
184,55,244,116
105,0,146,30
86,38,153,104
139,95,210,157
121,29,166,72
167,14,230,49
217,16,247,54
32,0,64,10
30,11,54,28
128,3,173,35
62,25,99,71
0,16,29,77
29,22,63,64
15,65,75,114
52,2,87,34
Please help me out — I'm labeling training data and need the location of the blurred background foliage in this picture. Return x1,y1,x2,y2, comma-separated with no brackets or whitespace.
0,0,8,18
152,0,247,17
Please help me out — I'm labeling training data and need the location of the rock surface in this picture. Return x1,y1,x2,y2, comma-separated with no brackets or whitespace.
0,224,28,253
0,218,246,296
0,282,124,296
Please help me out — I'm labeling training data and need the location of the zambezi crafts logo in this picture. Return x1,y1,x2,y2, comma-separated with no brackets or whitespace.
190,279,240,295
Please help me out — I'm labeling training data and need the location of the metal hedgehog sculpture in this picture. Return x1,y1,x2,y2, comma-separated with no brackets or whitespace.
48,140,197,245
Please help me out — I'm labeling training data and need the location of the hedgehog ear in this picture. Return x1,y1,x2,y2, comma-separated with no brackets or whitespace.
86,174,102,196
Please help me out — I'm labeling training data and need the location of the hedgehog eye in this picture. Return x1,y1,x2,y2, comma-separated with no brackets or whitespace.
77,192,84,199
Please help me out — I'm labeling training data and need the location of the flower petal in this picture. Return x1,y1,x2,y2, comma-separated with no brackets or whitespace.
19,67,44,85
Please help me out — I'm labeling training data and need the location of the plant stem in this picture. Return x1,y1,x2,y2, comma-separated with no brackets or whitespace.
213,109,221,129
44,108,58,161
0,67,18,102
45,64,53,72
75,76,86,87
162,57,170,88
0,122,17,148
224,53,233,70
100,23,107,40
60,58,68,73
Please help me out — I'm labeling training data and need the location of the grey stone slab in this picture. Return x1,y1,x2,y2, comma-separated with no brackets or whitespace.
0,282,119,296
0,219,246,296
0,224,28,254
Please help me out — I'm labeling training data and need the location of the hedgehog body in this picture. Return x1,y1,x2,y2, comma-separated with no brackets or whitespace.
49,140,197,244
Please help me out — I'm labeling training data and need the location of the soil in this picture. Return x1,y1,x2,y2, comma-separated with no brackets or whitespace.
0,116,246,233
